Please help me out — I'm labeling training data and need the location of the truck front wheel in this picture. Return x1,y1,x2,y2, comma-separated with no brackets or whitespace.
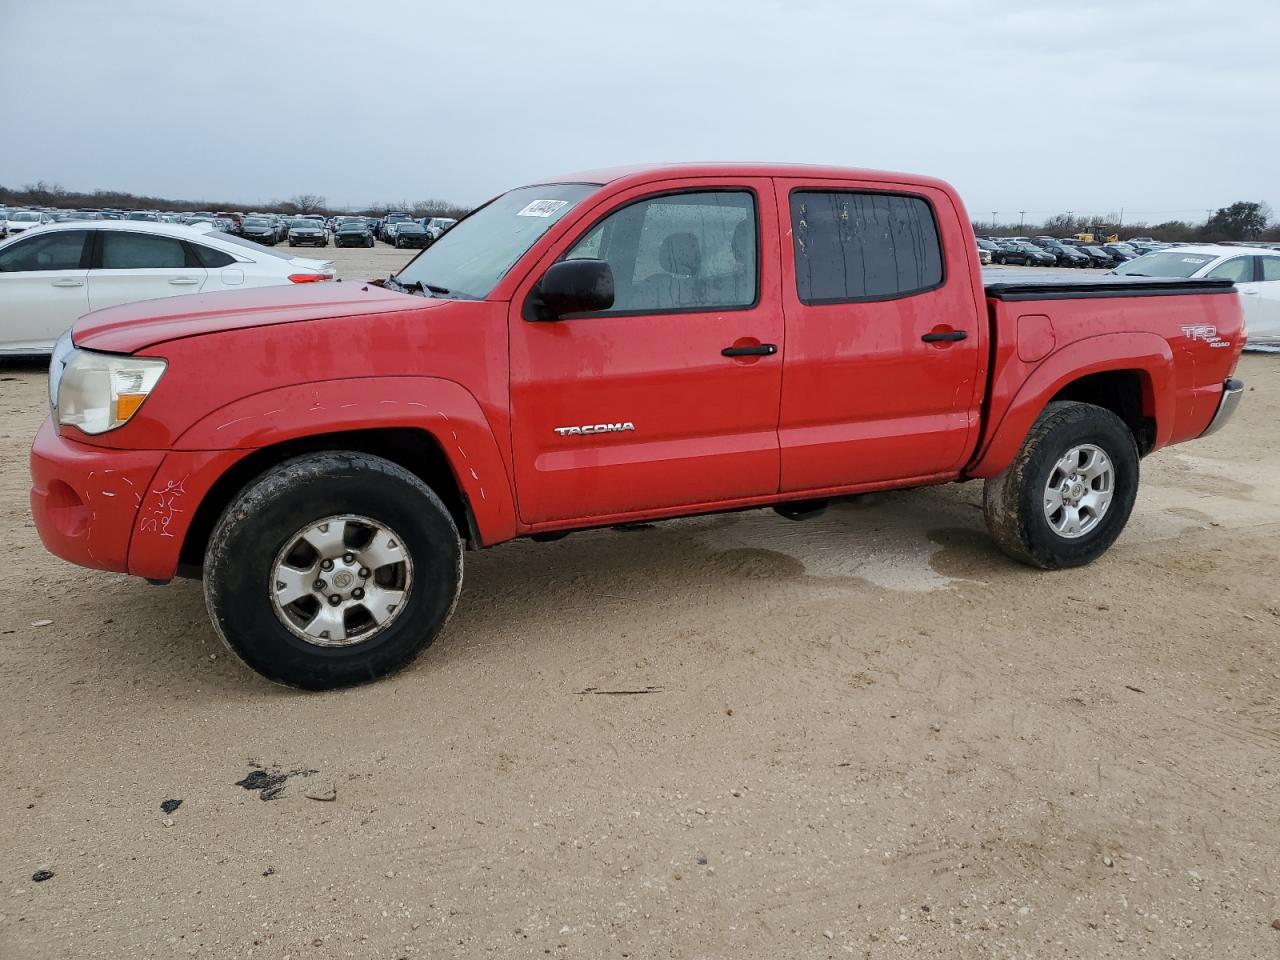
983,401,1139,569
204,452,463,689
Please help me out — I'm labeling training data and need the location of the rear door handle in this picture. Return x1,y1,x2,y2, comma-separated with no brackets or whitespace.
921,330,967,343
721,343,778,357
168,278,200,285
50,279,84,288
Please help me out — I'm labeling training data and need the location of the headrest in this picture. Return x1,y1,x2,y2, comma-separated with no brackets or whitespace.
659,232,701,276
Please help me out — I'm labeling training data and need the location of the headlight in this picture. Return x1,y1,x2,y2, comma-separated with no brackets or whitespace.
53,348,167,435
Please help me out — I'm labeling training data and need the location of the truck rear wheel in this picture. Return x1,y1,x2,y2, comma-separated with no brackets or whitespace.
204,452,462,689
983,401,1139,569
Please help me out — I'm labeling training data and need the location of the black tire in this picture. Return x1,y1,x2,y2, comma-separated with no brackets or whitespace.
204,452,463,689
983,401,1139,569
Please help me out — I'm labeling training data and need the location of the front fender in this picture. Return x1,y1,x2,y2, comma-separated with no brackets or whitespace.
172,376,517,545
966,332,1174,478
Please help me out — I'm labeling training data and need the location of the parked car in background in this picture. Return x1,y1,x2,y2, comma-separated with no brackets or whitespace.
975,238,1002,264
1113,244,1280,346
1103,243,1138,263
379,214,413,242
126,211,161,222
0,220,334,355
240,217,279,245
1035,239,1091,267
287,218,328,247
424,217,457,240
334,219,375,248
6,210,54,234
993,241,1056,266
1078,246,1116,268
392,221,431,249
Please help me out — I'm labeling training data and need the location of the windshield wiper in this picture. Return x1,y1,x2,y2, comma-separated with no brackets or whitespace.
384,275,451,297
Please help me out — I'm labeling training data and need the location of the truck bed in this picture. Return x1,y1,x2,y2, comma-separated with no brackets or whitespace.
983,270,1237,301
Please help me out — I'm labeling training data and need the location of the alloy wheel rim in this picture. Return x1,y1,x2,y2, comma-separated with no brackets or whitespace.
1043,443,1114,539
269,514,413,647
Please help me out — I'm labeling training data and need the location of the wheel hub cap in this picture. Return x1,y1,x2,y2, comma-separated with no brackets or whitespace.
1043,444,1115,539
269,515,413,647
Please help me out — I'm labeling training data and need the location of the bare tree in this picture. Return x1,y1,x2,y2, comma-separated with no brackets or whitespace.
289,193,328,215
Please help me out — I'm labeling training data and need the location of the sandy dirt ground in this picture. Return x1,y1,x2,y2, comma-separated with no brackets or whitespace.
1,244,1278,959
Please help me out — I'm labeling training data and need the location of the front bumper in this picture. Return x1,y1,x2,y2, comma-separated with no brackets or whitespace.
1200,378,1244,437
30,418,249,580
30,418,166,573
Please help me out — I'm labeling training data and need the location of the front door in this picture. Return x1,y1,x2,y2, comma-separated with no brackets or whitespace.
773,179,985,491
509,179,784,526
87,230,207,312
0,229,91,351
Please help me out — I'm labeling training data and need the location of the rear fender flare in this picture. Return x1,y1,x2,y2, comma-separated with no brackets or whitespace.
172,377,517,544
967,332,1173,478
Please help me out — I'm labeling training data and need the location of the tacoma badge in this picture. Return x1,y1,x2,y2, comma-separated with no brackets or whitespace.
554,422,636,437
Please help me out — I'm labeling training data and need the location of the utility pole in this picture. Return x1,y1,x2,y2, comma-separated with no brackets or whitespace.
1019,211,1026,231
991,211,998,233
1118,207,1124,231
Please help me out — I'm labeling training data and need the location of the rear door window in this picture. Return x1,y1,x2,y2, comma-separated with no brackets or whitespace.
1205,256,1253,282
100,231,188,269
790,191,943,303
1258,257,1280,281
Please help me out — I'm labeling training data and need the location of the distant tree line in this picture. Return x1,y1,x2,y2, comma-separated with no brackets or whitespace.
974,201,1279,243
0,181,472,221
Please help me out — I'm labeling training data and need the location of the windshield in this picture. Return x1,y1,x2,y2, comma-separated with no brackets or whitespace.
1113,251,1218,278
12,212,40,222
396,183,597,299
243,218,270,227
290,219,317,227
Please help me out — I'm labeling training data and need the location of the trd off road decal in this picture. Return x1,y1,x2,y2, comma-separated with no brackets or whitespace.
1180,324,1232,349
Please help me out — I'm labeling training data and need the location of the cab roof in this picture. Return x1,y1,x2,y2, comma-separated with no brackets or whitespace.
529,162,954,194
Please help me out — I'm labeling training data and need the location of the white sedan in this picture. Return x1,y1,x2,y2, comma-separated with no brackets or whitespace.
5,210,54,234
0,220,334,355
1113,244,1280,347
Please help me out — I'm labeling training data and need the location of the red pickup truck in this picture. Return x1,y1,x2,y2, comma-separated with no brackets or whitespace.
31,163,1246,688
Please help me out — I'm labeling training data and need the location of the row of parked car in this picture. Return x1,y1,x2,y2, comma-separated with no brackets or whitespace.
975,236,1152,269
0,207,458,252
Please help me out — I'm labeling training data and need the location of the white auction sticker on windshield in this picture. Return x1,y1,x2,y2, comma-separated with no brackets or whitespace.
1182,257,1209,264
516,199,569,218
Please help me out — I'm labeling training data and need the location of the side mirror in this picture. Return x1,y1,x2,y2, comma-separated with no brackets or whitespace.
531,259,614,321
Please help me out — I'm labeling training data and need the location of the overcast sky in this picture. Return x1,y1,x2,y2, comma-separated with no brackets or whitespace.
3,0,1277,224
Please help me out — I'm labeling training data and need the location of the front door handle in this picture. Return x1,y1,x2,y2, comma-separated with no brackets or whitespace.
168,278,200,285
722,343,778,357
921,330,967,343
50,279,84,288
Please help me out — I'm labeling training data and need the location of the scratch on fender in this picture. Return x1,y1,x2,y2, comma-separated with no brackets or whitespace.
138,477,188,538
214,416,255,433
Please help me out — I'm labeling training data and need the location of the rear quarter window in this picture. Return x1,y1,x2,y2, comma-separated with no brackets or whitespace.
790,190,943,303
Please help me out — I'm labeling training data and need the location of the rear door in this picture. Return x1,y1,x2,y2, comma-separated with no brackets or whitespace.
88,230,207,311
773,178,984,491
509,178,784,525
0,229,90,350
1241,255,1280,343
